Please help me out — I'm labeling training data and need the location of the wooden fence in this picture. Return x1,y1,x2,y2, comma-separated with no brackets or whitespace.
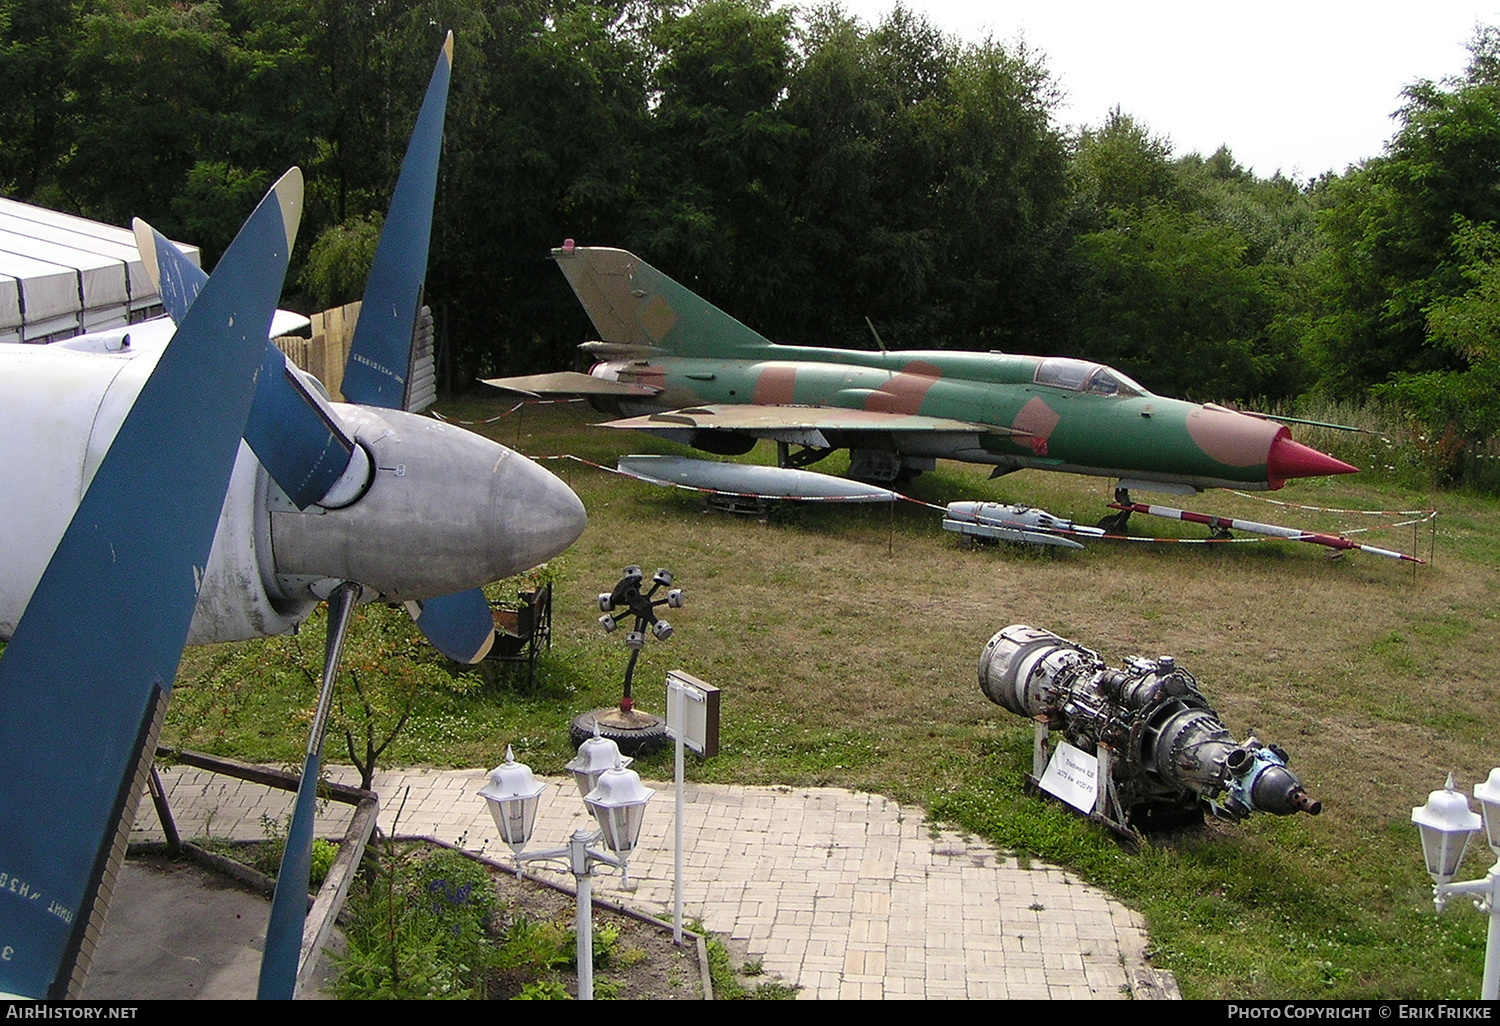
272,300,435,411
273,300,360,401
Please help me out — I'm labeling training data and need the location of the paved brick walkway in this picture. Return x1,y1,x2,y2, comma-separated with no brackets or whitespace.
133,765,1174,1000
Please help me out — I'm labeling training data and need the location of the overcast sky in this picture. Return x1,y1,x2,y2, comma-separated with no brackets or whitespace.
800,1,1498,180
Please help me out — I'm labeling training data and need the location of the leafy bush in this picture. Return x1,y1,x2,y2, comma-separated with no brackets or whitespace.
516,980,571,1000
336,847,498,1000
302,214,383,310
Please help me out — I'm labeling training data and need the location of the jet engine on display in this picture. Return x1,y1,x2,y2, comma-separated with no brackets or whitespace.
979,624,1321,834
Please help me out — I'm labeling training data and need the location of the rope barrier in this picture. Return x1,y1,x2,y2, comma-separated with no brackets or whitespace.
1338,516,1431,536
429,397,587,426
496,446,1429,561
1229,490,1438,520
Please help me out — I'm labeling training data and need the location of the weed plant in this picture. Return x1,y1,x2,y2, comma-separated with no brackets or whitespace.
703,934,799,999
1279,397,1500,495
190,815,338,890
252,814,338,887
337,846,499,999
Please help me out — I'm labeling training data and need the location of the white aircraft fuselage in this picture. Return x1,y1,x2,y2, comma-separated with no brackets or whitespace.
0,326,588,645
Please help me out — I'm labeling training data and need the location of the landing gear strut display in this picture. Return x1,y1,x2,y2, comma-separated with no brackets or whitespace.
979,624,1321,834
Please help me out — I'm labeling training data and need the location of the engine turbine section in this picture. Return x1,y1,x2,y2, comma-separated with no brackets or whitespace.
979,624,1320,833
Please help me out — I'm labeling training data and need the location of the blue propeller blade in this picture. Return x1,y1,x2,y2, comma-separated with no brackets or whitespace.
136,221,357,510
341,31,452,410
415,589,497,663
243,344,359,509
0,169,302,999
336,32,494,661
137,224,207,323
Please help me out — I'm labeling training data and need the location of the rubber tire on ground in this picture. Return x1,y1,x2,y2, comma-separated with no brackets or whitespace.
570,708,671,757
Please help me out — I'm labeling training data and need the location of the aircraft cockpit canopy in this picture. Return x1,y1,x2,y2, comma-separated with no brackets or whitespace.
1034,357,1149,398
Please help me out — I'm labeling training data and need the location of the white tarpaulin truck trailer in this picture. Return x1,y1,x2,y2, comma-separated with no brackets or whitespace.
0,197,198,343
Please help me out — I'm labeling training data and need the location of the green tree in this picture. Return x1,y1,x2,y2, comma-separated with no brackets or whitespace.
770,3,1070,352
1378,218,1500,476
927,34,1071,350
629,0,801,329
303,211,383,309
436,0,655,379
776,2,946,346
61,0,241,231
1306,27,1500,398
0,0,93,203
1185,153,1322,268
1065,108,1316,401
48,0,330,262
1070,107,1179,221
1069,204,1299,400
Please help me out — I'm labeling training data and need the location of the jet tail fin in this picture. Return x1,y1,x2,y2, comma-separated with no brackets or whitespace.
553,244,775,357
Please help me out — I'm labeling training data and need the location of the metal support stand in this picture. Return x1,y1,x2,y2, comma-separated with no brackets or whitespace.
1094,744,1128,834
259,580,359,1000
515,829,625,1000
1432,860,1500,999
147,763,181,855
1027,721,1136,840
1031,718,1049,778
674,731,686,945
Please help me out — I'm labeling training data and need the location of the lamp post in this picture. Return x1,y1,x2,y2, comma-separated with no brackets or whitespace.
565,727,641,887
1412,770,1500,999
480,739,655,1000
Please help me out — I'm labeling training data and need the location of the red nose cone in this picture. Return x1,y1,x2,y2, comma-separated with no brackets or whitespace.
1267,431,1359,488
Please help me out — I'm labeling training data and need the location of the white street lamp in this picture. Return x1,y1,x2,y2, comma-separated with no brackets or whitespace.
1412,770,1500,999
1474,768,1500,852
584,759,656,856
1414,773,1482,887
478,745,547,857
478,740,655,1000
566,727,633,800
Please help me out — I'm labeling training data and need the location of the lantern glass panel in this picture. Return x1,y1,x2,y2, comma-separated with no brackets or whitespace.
486,792,540,849
1420,822,1473,882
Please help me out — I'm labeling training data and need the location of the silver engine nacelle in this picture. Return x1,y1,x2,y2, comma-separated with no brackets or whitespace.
980,625,1321,824
0,343,587,648
192,403,587,641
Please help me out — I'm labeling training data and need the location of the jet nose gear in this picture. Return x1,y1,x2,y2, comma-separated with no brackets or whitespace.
1097,486,1135,534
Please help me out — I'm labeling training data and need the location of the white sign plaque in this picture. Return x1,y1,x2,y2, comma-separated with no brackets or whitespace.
1038,740,1099,813
665,670,720,757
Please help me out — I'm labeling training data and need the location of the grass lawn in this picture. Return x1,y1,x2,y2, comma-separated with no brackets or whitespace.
169,394,1500,999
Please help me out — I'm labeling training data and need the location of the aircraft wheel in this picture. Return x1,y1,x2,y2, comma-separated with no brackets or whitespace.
570,707,670,756
1097,510,1132,534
